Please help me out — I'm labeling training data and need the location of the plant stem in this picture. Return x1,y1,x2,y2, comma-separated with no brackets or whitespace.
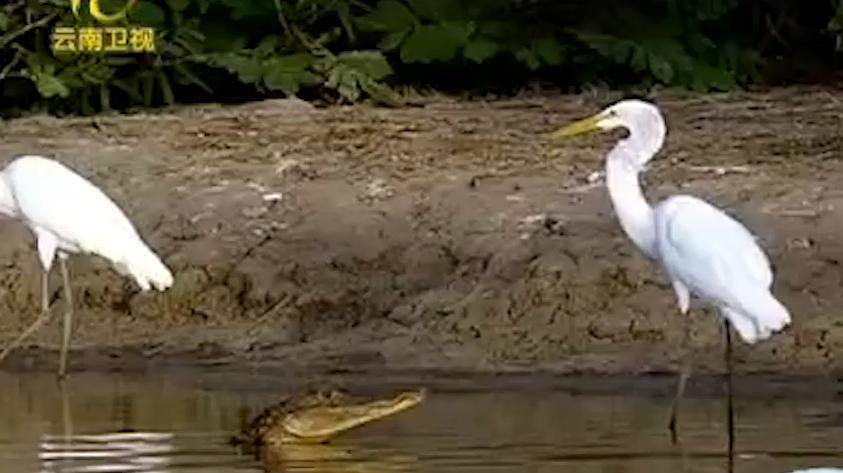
0,12,57,49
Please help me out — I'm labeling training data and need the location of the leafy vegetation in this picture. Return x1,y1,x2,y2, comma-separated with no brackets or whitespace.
0,0,840,116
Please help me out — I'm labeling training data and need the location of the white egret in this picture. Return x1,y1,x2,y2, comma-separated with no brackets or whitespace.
789,470,843,473
549,100,791,444
0,155,174,377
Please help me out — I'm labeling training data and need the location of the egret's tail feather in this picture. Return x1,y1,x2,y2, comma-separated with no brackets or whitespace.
122,242,174,292
722,290,790,344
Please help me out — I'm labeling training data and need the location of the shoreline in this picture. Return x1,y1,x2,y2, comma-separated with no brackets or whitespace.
0,87,840,379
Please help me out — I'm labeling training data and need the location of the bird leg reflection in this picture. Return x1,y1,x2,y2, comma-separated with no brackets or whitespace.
0,270,54,366
58,256,74,378
55,377,75,472
667,313,693,445
58,376,74,440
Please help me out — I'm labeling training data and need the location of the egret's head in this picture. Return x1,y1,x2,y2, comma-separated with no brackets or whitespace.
550,99,664,138
549,99,666,170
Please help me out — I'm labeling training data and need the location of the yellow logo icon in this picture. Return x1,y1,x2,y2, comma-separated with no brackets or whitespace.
70,0,139,24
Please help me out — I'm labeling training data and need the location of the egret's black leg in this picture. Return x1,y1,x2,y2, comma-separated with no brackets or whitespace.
725,320,735,473
58,256,74,378
667,314,693,444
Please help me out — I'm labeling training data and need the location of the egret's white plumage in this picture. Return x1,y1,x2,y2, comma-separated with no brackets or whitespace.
789,469,843,473
550,99,790,441
0,155,173,376
655,195,789,343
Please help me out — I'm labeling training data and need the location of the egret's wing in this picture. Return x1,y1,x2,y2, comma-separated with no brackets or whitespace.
655,195,771,294
5,156,140,256
654,195,789,343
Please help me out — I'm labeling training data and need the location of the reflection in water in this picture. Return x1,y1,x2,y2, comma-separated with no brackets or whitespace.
0,371,842,473
254,442,415,473
39,431,173,473
38,380,174,473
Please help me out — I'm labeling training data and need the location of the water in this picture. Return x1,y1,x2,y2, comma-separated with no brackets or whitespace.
1,372,842,473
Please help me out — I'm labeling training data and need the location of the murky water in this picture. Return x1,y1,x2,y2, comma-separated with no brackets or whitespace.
1,372,842,473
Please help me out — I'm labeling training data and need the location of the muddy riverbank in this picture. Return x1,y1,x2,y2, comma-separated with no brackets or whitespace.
0,86,841,378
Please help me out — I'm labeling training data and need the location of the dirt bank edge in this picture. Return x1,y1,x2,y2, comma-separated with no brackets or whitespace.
0,87,842,376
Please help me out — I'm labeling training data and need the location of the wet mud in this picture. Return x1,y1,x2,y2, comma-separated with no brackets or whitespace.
0,86,842,379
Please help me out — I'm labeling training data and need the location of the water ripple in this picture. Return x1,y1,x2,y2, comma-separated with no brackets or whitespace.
2,372,843,473
36,430,254,473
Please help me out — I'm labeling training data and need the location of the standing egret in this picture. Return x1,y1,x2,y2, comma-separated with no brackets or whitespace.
0,155,174,377
548,100,791,444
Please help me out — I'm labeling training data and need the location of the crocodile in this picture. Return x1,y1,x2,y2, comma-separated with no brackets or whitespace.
231,386,425,456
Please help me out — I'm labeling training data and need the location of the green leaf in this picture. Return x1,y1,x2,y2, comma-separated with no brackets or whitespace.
335,50,393,80
690,64,736,91
32,72,70,99
165,0,190,12
196,0,212,14
254,35,282,56
574,31,637,67
629,45,648,71
56,69,85,89
686,32,717,55
262,53,317,93
337,73,361,102
610,41,634,64
298,70,321,87
647,53,675,83
204,53,264,83
478,21,508,38
0,12,9,32
268,53,316,73
196,19,248,52
463,37,499,63
128,1,166,26
694,0,738,21
324,64,343,88
218,0,270,20
78,61,115,84
263,69,301,94
335,1,355,42
358,76,403,106
405,0,467,23
400,23,469,63
532,38,565,66
515,48,540,70
377,30,408,51
356,0,417,33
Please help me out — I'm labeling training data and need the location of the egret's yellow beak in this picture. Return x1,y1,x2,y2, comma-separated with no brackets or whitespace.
549,114,604,141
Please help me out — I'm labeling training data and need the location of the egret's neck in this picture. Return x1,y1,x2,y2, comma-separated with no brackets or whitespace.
605,142,657,259
0,175,17,219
